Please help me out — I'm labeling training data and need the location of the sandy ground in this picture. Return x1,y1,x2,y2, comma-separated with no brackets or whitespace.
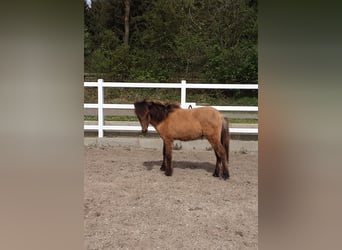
84,143,258,249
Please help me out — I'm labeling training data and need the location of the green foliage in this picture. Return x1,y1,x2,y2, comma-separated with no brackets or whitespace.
204,42,257,83
84,0,258,87
88,48,113,72
110,45,130,79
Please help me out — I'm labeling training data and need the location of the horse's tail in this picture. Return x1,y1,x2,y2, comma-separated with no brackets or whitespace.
221,116,230,164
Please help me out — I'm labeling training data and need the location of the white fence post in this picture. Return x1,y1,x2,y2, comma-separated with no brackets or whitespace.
98,79,104,137
181,79,186,108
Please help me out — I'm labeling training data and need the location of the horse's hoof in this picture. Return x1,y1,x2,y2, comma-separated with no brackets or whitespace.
213,170,220,177
222,173,230,180
213,172,219,177
160,165,165,171
165,170,173,176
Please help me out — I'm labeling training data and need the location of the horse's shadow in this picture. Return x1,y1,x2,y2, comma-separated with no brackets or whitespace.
143,160,214,173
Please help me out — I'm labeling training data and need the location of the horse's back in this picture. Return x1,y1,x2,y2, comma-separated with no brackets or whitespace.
161,106,222,139
169,106,220,121
191,106,222,125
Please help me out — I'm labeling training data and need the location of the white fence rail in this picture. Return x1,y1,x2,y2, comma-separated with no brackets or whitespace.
84,79,258,137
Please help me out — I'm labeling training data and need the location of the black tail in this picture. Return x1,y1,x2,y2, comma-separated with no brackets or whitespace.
221,117,230,164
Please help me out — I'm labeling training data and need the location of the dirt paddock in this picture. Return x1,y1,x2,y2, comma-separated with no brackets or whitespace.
84,142,258,249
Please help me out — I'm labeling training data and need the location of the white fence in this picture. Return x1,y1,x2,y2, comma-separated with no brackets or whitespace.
84,79,258,137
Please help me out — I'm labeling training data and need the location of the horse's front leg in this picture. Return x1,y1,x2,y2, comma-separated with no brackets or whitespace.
160,142,166,171
163,140,173,176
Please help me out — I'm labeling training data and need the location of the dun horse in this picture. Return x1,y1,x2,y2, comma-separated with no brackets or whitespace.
134,100,230,179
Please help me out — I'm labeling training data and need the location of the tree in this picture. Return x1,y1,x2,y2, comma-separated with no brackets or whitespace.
84,0,258,83
123,0,130,45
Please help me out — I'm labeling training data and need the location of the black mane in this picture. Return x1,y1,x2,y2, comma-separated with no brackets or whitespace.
134,100,180,123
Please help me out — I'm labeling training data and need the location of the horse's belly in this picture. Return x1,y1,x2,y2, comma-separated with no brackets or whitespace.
172,124,203,141
173,136,200,141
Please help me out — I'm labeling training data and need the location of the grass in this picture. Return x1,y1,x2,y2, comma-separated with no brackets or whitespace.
228,118,258,124
84,115,258,124
84,88,258,106
84,88,258,125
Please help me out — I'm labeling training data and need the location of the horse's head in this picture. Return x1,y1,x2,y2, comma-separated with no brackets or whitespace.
134,100,151,133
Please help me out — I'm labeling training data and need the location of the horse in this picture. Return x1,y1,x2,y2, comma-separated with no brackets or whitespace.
134,100,230,180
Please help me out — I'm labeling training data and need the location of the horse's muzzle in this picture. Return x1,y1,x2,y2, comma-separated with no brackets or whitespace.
142,128,148,134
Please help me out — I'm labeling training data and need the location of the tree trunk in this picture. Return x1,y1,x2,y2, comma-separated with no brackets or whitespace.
124,0,130,46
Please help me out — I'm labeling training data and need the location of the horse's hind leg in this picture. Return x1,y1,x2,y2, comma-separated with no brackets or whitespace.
213,151,221,177
222,124,230,179
219,145,229,180
208,137,229,180
221,158,230,180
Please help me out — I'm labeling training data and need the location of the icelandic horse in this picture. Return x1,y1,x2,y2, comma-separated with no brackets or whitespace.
134,100,230,179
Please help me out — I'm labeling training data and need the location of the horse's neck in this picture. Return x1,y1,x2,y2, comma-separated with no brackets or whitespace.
148,103,177,126
149,112,163,127
149,117,160,127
